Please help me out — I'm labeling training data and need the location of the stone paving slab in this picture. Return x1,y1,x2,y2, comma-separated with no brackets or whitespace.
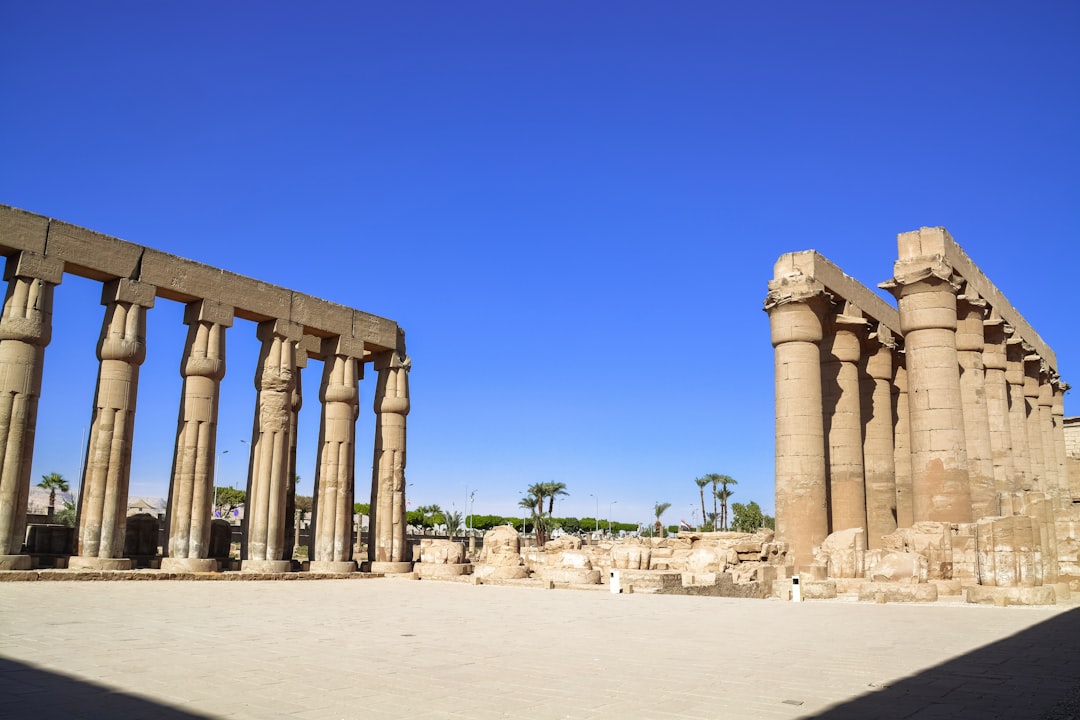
0,579,1078,719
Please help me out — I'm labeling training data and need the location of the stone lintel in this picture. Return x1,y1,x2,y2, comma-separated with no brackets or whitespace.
183,299,235,328
295,333,322,368
767,250,899,336
3,251,64,284
0,204,402,353
896,227,1056,369
101,278,156,308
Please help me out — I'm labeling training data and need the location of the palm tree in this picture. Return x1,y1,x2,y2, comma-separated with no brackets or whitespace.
708,473,721,533
518,494,542,542
37,472,68,518
653,502,671,538
714,475,737,530
693,476,711,530
543,482,568,517
444,509,463,540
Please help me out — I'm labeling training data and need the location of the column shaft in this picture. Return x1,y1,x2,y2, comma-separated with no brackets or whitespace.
1006,340,1032,493
956,297,995,520
1023,356,1046,492
982,320,1014,505
0,253,62,569
369,350,411,570
862,330,897,548
1052,383,1072,501
893,359,914,528
821,316,867,542
73,279,154,569
1038,378,1059,507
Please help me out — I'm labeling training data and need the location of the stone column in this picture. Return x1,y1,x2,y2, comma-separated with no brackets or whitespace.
1005,338,1032,494
283,346,306,561
1052,381,1072,501
1023,353,1046,493
820,307,867,545
885,236,971,524
765,284,829,571
71,279,155,570
241,319,302,573
369,349,412,573
956,293,996,521
861,325,897,549
0,253,63,571
1038,373,1060,507
310,336,363,573
982,316,1015,507
893,356,914,529
162,300,233,573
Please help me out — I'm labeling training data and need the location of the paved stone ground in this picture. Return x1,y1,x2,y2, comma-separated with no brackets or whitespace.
1,578,1078,719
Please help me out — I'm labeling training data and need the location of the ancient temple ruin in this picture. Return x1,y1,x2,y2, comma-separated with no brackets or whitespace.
0,204,411,575
766,227,1075,603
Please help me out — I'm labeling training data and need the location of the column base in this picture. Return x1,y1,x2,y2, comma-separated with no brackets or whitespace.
308,560,356,574
160,558,219,573
240,560,292,573
68,556,133,571
0,555,32,571
370,561,414,574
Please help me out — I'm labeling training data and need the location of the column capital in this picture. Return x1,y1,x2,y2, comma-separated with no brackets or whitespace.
256,318,303,343
374,350,411,372
101,278,155,308
3,251,64,285
321,334,365,361
183,299,234,328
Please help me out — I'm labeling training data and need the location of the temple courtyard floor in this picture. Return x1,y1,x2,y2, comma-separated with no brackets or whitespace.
1,577,1078,719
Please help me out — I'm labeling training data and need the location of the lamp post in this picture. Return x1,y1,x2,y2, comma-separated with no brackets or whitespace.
608,500,617,535
589,493,599,532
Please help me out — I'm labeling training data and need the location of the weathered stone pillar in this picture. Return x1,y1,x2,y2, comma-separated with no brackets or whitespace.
283,346,306,561
310,336,363,573
1023,353,1046,493
369,348,411,573
241,319,302,573
1005,338,1032,493
0,253,63,571
72,279,155,570
956,292,996,521
861,325,897,549
766,280,828,570
885,234,971,524
982,316,1015,506
1052,381,1073,501
821,308,867,546
893,355,914,529
1037,374,1060,507
162,300,233,573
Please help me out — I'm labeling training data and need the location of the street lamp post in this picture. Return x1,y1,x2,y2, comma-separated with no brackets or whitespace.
608,500,617,535
589,493,599,532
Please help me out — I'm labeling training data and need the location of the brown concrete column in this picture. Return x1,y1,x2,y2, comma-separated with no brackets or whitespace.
821,309,867,544
1005,338,1032,494
982,317,1015,506
72,279,155,570
0,253,63,571
310,336,363,573
766,290,829,570
1023,353,1046,493
241,319,302,573
1052,381,1073,501
369,348,411,573
956,293,996,521
885,236,971,524
861,325,897,548
893,356,914,529
162,300,233,572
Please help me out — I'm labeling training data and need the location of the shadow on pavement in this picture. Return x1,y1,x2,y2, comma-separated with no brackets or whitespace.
0,657,213,720
807,606,1080,720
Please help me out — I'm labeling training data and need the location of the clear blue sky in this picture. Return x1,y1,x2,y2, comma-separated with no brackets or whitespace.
2,3,1077,529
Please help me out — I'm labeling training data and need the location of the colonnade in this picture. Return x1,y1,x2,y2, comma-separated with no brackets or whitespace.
766,229,1071,575
0,205,411,573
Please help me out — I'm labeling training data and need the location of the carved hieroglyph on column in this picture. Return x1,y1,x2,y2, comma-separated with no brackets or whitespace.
369,349,411,573
820,306,867,546
892,356,914,529
310,336,363,573
765,266,828,571
162,300,233,573
72,279,155,571
862,325,897,549
956,291,996,520
884,231,972,524
0,253,63,571
242,319,302,573
982,316,1015,505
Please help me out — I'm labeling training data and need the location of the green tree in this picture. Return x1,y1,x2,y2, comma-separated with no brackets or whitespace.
444,509,463,540
37,472,68,518
519,493,546,544
354,503,370,516
56,500,77,528
295,495,313,513
730,501,767,533
714,474,737,530
693,475,711,530
653,502,671,538
542,482,568,517
215,487,246,522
